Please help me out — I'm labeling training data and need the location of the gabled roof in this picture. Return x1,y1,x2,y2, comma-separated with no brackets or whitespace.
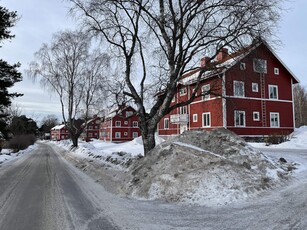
105,105,136,119
180,41,299,85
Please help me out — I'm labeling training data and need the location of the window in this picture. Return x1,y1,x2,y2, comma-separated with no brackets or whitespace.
269,85,278,99
115,132,121,138
240,62,246,70
233,81,245,97
124,132,128,136
253,112,260,121
253,58,267,73
126,111,133,117
270,113,280,127
133,132,139,138
115,121,121,127
201,84,210,100
124,121,128,125
274,68,279,75
252,83,259,92
202,112,211,127
234,111,245,127
180,105,188,114
164,118,169,129
88,126,93,129
133,121,138,127
193,114,198,122
179,87,187,96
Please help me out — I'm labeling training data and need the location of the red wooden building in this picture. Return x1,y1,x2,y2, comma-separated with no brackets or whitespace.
50,124,69,141
81,115,101,141
99,106,141,142
158,41,299,138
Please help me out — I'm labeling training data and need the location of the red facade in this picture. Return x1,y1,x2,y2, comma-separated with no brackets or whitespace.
158,42,299,138
50,124,69,141
81,115,101,141
99,106,141,142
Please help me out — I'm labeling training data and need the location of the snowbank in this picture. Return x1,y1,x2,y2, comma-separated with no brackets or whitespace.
122,129,290,206
0,144,36,165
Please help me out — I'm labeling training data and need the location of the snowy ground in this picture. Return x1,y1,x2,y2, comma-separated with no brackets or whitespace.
0,145,36,165
48,126,307,206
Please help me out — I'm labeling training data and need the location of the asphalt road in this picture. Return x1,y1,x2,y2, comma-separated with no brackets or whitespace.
0,143,120,230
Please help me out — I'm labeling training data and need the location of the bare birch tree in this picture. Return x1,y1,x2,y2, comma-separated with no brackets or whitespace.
28,30,109,147
69,0,282,154
293,84,307,127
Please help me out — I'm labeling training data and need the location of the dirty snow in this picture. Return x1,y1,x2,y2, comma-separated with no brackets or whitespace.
0,145,36,165
49,127,307,206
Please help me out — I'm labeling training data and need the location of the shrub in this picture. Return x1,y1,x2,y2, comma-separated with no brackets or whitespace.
7,134,36,152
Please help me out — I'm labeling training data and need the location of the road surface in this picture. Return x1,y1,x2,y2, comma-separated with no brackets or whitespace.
0,143,307,229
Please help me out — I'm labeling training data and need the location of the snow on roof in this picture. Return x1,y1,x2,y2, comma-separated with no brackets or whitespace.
51,124,66,130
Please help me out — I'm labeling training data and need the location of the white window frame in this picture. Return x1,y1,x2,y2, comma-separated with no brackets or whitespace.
133,132,138,138
253,112,260,121
269,85,278,100
124,132,128,136
202,112,211,127
252,83,259,93
180,105,188,114
179,87,187,96
124,121,128,125
115,121,121,127
253,58,267,73
234,110,246,127
240,62,246,70
270,113,280,128
126,111,133,117
233,81,245,97
133,121,138,127
164,118,169,129
193,114,198,122
274,68,279,75
201,84,210,101
115,132,121,139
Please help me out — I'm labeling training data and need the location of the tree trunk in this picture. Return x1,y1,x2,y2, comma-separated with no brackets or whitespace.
71,134,78,147
141,126,156,155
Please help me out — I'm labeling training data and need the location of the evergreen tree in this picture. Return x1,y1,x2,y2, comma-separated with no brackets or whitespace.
0,5,22,138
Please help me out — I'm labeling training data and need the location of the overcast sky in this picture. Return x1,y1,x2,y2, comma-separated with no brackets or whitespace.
1,0,306,123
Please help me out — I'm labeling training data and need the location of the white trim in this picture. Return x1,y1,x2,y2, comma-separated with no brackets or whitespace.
233,80,245,97
253,111,260,121
164,118,170,129
274,67,279,75
193,114,198,122
252,83,259,92
202,112,211,127
179,87,187,96
291,79,296,128
191,96,220,105
268,84,278,100
270,112,280,128
222,73,227,128
225,96,292,103
115,121,121,127
227,126,294,129
115,132,121,139
201,84,210,101
234,110,246,127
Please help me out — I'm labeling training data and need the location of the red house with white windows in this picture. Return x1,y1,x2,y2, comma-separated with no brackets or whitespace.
99,106,141,142
81,115,101,141
158,41,299,138
50,124,69,141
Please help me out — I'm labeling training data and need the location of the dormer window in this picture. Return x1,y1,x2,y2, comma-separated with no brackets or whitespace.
274,68,279,75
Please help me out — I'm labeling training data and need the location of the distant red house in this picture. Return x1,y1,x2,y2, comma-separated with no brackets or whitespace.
99,106,141,142
158,41,299,138
81,115,101,141
50,124,69,141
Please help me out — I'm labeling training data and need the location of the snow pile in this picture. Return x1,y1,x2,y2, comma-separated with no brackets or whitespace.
123,128,290,206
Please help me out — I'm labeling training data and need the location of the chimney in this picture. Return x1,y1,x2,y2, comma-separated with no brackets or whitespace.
200,56,211,67
216,48,228,62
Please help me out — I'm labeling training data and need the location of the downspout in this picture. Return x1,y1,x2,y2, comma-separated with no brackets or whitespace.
110,118,113,142
222,73,227,128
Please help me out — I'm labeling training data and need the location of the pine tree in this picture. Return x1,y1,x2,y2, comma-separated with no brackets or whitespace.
0,5,22,139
